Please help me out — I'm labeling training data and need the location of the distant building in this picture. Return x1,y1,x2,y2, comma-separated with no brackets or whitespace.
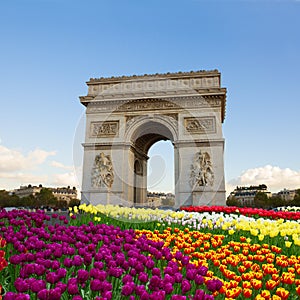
228,184,272,206
13,185,78,203
13,185,42,198
147,191,175,207
51,187,77,202
274,188,296,201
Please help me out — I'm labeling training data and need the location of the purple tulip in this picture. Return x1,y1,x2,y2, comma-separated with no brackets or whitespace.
37,289,49,300
206,278,223,292
121,282,135,296
197,266,208,276
31,279,47,293
46,272,59,284
164,282,174,294
14,278,29,293
72,296,83,300
77,269,89,283
174,272,183,283
138,272,148,283
4,293,30,300
67,284,79,295
90,279,102,291
181,279,192,294
171,296,186,300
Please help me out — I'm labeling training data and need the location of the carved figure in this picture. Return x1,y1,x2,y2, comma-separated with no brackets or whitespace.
91,152,114,188
190,151,214,187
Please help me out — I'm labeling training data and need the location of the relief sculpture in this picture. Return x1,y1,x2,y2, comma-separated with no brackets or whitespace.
91,152,114,188
190,151,214,187
185,117,216,134
90,121,119,137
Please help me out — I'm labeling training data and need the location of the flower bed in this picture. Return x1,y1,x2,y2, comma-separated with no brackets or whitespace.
0,205,300,299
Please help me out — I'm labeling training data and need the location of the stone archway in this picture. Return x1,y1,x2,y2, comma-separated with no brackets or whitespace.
125,117,177,205
80,70,227,208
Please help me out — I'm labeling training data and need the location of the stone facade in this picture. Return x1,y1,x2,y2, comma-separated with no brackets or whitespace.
80,70,227,208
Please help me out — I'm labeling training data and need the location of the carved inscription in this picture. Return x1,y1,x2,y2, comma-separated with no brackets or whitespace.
185,117,216,134
90,121,119,137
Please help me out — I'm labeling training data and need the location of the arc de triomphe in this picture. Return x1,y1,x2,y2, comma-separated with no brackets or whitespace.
79,70,227,208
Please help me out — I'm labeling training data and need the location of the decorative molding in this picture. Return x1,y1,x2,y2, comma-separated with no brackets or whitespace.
91,152,114,189
190,151,214,188
90,121,119,137
184,117,216,134
86,96,222,114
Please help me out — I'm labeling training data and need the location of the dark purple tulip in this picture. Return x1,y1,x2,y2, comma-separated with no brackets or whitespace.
121,282,135,296
197,266,208,276
174,272,183,283
206,279,223,292
122,274,133,284
90,279,102,291
56,268,67,279
63,258,73,268
152,267,161,276
31,279,46,293
14,278,29,293
3,292,16,300
181,256,189,266
181,279,192,294
164,282,174,294
72,255,83,267
72,296,83,300
135,284,146,296
149,275,162,291
77,269,89,283
145,258,154,269
186,269,197,281
163,274,175,285
195,274,204,285
55,282,67,293
35,264,46,276
174,251,183,260
193,289,205,300
140,291,150,300
138,272,148,283
37,289,49,300
48,288,61,300
170,295,186,300
102,281,112,292
102,291,112,300
67,284,79,295
46,272,59,284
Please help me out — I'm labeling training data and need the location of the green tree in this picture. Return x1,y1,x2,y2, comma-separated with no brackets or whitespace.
253,192,269,208
36,188,56,207
226,196,239,207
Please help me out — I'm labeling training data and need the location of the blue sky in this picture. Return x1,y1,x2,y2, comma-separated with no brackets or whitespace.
1,0,300,195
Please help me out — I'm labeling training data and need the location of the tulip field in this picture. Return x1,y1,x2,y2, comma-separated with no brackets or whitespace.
1,205,300,299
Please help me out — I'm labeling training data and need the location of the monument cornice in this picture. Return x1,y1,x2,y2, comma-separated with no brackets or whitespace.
87,69,220,83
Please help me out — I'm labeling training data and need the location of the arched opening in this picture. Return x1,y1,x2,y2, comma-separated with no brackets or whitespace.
129,119,177,207
147,140,174,207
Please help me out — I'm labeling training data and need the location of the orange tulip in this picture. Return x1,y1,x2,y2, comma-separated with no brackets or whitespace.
276,287,289,299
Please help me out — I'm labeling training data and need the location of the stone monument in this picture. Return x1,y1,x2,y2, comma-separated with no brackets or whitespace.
79,70,227,208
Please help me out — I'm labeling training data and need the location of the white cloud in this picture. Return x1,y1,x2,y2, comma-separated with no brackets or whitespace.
51,172,80,189
0,145,56,172
0,172,48,183
50,160,74,171
227,165,300,193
